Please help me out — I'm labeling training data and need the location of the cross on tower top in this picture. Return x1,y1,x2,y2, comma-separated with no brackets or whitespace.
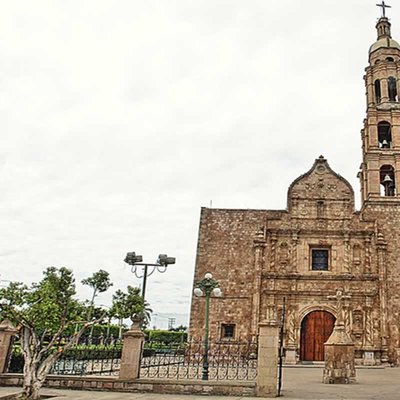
377,1,391,18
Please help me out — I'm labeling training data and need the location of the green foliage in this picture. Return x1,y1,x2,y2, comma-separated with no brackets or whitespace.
0,266,120,400
0,267,84,335
81,269,113,297
82,269,113,321
110,285,152,327
145,329,187,344
79,323,124,339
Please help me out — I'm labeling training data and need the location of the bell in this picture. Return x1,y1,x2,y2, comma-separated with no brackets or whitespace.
383,174,393,183
382,139,390,148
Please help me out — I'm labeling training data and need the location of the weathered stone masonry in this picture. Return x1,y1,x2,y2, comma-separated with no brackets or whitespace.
190,16,400,366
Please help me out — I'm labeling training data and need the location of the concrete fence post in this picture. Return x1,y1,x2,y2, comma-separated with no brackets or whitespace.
0,319,18,373
256,321,279,397
118,323,145,380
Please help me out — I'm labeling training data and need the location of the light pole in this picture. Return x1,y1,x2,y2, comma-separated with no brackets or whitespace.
124,251,175,300
193,272,222,381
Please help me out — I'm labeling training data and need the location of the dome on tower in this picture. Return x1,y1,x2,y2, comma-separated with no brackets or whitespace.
369,37,400,54
369,17,400,54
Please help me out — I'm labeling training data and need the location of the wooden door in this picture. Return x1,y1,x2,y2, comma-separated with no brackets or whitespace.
300,311,335,361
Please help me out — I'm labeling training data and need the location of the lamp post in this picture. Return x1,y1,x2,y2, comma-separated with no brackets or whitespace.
193,272,222,381
124,251,175,300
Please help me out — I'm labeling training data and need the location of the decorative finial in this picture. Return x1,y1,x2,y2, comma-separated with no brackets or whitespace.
377,1,391,18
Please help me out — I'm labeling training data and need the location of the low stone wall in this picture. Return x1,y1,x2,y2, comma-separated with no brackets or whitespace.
0,374,256,397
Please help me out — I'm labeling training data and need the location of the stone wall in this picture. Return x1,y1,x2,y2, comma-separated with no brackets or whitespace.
0,374,256,397
190,207,275,339
189,157,399,365
362,201,400,363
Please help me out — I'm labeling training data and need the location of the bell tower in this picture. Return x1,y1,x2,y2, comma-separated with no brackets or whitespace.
359,9,400,203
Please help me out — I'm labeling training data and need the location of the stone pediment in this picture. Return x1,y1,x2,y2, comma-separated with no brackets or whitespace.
287,156,355,219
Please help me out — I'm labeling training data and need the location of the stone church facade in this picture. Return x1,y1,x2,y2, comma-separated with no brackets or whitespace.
189,15,400,366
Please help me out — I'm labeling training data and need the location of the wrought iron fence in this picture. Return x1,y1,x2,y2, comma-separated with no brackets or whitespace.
50,346,122,376
75,334,122,346
8,339,122,376
140,338,258,381
8,336,258,381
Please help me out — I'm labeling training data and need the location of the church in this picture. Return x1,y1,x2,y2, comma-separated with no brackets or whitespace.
189,10,400,366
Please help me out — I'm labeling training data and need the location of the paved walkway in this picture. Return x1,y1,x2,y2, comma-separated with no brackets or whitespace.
1,367,399,399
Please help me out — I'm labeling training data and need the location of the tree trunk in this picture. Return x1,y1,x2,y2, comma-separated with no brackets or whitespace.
21,358,44,400
21,381,41,400
19,328,49,400
18,318,92,399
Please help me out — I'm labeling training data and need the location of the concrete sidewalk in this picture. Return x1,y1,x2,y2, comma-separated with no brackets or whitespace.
1,367,399,399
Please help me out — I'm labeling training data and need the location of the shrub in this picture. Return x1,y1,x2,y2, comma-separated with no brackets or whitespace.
145,329,187,344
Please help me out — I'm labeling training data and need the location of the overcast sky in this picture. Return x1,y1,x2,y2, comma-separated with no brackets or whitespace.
0,1,395,325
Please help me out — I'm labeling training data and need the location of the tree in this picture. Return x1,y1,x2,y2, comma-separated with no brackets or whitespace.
110,286,152,329
0,267,101,400
81,269,113,320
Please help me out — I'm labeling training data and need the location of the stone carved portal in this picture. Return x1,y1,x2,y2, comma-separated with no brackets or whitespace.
300,311,336,361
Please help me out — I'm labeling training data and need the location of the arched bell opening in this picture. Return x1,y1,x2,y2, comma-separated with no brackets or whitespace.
378,121,392,148
380,165,396,197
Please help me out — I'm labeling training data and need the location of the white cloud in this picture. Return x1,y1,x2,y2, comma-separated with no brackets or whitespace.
0,1,391,318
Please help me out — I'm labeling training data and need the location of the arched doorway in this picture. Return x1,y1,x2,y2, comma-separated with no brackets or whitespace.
300,311,335,361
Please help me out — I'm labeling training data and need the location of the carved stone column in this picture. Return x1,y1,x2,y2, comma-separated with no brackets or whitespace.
343,297,351,336
252,229,266,336
269,233,277,272
377,232,389,363
363,296,377,366
290,232,299,273
285,308,298,365
343,233,351,274
364,235,372,274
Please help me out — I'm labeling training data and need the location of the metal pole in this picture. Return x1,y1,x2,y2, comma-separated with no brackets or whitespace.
142,264,148,299
277,297,286,397
202,292,210,380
